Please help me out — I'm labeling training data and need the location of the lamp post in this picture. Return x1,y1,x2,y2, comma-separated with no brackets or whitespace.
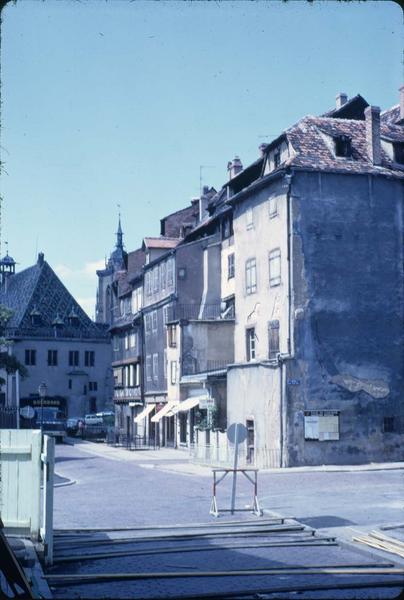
38,382,47,435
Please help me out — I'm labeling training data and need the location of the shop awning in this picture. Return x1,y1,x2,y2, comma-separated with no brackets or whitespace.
151,401,179,422
170,396,202,414
134,404,155,423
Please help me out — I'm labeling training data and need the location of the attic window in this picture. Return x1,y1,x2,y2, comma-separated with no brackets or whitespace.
393,143,404,165
334,135,352,158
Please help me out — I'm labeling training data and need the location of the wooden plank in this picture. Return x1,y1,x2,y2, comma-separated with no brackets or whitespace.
53,539,339,564
45,566,404,586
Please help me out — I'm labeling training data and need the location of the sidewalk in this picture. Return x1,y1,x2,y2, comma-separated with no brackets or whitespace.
66,438,404,477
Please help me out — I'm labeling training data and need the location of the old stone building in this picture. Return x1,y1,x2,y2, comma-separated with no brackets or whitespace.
1,251,112,418
226,90,404,467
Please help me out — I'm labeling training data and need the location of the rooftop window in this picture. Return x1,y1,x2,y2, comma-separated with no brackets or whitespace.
393,143,404,165
334,135,352,158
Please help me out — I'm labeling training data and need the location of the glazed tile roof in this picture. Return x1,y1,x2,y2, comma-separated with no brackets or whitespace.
0,257,108,339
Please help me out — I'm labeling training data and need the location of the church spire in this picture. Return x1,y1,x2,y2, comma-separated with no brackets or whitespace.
116,213,123,249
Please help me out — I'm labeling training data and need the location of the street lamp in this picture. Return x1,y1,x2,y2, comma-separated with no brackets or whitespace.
38,382,47,435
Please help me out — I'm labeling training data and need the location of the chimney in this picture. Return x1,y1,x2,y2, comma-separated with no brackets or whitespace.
259,143,267,157
199,187,210,223
37,252,45,266
227,156,243,180
365,105,381,166
336,93,348,109
399,85,404,122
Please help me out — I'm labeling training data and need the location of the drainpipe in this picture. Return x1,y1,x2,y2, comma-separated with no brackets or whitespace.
279,171,294,468
139,311,146,442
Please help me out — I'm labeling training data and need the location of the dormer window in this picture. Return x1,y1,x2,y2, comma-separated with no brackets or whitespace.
334,135,352,158
68,308,79,326
393,143,404,165
30,307,41,326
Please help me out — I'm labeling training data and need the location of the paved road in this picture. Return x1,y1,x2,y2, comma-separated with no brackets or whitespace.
53,440,404,533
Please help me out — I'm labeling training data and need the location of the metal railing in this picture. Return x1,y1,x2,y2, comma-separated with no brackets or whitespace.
190,443,281,469
167,304,234,322
182,358,231,376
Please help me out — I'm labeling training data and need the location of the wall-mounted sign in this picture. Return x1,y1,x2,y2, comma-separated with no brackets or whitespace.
287,379,301,386
199,397,215,410
304,410,339,441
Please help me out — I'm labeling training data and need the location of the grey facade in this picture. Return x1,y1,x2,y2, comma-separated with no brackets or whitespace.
226,91,404,467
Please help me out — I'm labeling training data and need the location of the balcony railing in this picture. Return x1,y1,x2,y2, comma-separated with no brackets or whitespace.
182,358,231,376
167,303,234,322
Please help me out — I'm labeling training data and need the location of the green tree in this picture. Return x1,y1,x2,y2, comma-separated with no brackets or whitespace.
0,305,28,379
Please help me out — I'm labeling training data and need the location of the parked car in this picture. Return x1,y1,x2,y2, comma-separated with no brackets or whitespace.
66,417,84,437
34,407,67,442
82,412,115,441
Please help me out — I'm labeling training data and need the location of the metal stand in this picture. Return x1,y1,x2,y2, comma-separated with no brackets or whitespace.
209,468,263,518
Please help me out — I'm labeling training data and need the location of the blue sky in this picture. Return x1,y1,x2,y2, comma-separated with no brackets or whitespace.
1,0,402,317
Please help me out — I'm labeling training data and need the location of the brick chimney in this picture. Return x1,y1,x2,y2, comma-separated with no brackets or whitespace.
227,156,243,180
364,106,381,166
37,252,45,266
336,93,348,109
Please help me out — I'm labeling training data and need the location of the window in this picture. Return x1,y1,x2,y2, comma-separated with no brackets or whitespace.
114,367,123,387
84,351,95,367
145,271,152,296
167,324,177,348
69,350,79,367
268,320,280,358
145,313,151,334
393,143,404,165
334,135,352,158
68,379,72,390
304,411,340,441
130,333,136,348
124,334,129,350
222,216,233,240
269,249,281,287
47,350,58,366
152,353,159,381
164,349,167,380
113,336,120,352
167,258,174,289
25,349,36,366
146,355,152,382
246,207,254,230
268,196,278,218
245,258,257,295
163,305,169,324
89,381,98,392
170,361,177,384
152,310,158,333
153,267,159,293
228,253,235,279
383,417,395,433
246,328,256,362
274,149,281,168
160,262,166,290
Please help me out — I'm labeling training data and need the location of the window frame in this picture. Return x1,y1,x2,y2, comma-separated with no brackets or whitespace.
246,327,256,362
245,257,257,295
269,248,281,287
47,349,58,366
268,320,280,359
268,196,278,219
228,253,235,279
152,353,159,382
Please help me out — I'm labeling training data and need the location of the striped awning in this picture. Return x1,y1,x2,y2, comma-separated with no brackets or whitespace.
134,404,155,423
151,401,179,423
170,396,201,415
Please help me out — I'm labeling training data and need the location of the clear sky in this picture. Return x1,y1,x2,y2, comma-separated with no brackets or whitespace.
1,0,402,317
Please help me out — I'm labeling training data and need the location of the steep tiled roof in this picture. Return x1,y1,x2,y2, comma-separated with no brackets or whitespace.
284,114,404,177
0,258,108,339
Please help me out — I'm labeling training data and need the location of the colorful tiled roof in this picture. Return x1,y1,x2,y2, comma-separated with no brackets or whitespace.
0,257,108,339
